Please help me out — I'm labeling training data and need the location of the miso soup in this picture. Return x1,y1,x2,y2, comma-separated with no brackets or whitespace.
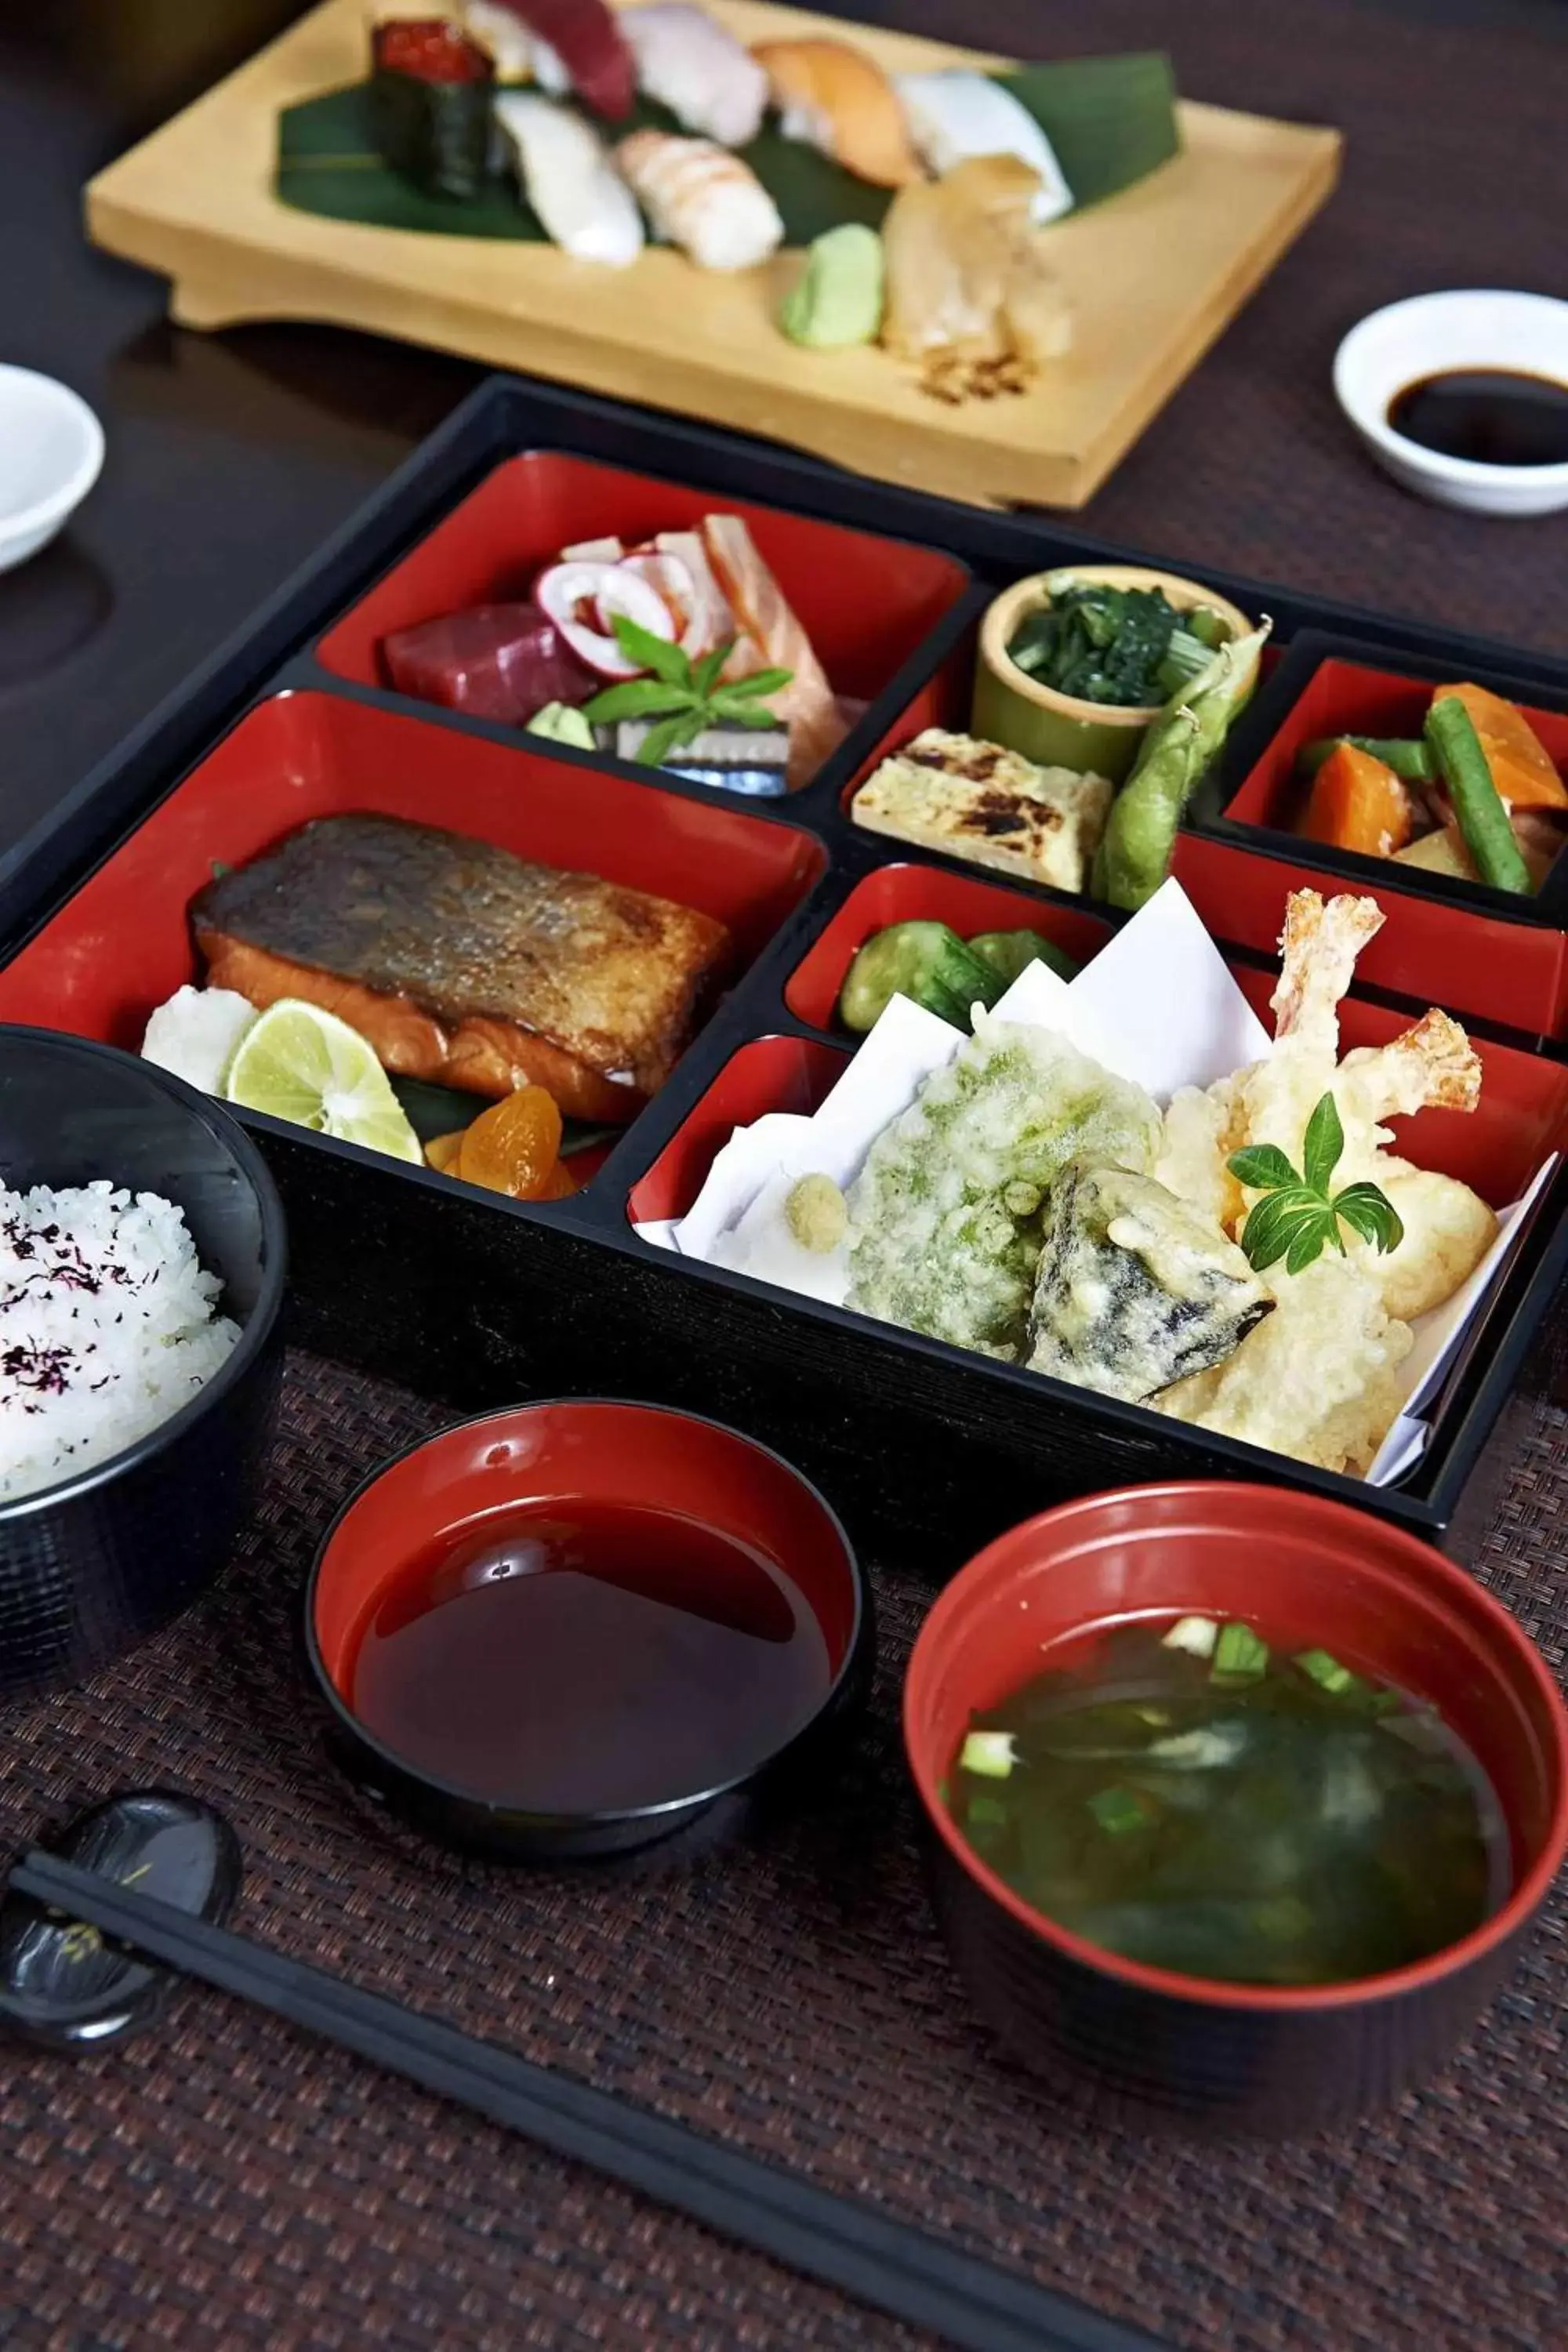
946,1617,1508,1987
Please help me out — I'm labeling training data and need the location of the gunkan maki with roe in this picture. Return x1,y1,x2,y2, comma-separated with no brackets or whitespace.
369,17,495,201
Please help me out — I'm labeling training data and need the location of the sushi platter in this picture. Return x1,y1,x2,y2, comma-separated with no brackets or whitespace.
3,370,1568,1577
82,0,1341,508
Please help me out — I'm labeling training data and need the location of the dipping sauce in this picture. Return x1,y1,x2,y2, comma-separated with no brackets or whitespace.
946,1616,1508,1987
1386,369,1568,470
348,1501,832,1811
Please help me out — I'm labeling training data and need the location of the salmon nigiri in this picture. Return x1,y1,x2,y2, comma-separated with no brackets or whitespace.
701,515,847,789
753,38,923,189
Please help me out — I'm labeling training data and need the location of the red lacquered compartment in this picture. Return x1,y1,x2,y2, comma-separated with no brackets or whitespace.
0,692,826,1076
1184,644,1568,1038
633,985,1568,1235
786,866,1115,1033
317,452,971,735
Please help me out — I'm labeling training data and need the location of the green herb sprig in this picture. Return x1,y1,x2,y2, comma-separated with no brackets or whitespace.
1228,1093,1404,1276
581,616,793,767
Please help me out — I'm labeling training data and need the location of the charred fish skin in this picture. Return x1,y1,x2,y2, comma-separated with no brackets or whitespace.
191,815,730,1098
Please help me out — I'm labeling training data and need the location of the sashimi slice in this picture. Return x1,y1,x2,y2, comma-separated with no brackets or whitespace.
653,529,736,656
700,515,846,787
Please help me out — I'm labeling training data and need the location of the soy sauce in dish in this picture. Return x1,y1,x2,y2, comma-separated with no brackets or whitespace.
1386,369,1568,469
348,1501,831,1809
946,1617,1508,1987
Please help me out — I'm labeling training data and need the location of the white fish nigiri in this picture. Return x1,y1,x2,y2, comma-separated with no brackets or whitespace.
621,4,768,147
894,73,1073,223
495,93,644,267
617,130,783,272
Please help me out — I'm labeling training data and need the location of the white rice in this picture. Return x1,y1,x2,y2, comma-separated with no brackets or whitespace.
1,1181,241,1504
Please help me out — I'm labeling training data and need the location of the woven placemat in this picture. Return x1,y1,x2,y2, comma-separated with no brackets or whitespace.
0,1347,1563,2352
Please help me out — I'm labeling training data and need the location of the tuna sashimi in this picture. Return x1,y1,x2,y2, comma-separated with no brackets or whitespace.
191,815,730,1114
701,515,847,788
382,603,597,724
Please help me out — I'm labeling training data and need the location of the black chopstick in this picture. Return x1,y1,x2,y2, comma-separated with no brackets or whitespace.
12,1851,1169,2352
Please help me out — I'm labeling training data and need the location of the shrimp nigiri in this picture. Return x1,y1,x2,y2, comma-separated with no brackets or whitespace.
616,130,783,272
753,38,922,190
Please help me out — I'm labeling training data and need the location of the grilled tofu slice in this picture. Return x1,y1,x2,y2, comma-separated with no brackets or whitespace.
192,815,730,1120
851,728,1111,894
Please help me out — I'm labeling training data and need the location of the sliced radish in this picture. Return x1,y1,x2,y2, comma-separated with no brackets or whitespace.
561,535,626,563
534,561,673,677
620,552,706,653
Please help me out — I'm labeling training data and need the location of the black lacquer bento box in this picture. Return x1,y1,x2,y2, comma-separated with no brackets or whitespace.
3,375,1567,1570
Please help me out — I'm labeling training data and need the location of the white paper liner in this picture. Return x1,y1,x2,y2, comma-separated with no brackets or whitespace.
633,880,1555,1490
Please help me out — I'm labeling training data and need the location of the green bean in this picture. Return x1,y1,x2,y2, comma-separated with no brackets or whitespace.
1295,735,1436,786
1094,622,1271,912
1424,695,1534,895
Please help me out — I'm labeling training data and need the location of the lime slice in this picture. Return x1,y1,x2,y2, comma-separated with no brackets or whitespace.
227,1000,423,1164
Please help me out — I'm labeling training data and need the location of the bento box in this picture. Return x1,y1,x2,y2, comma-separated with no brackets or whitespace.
2,374,1566,1567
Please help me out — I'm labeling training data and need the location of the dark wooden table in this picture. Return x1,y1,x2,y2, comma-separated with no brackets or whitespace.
2,0,1565,877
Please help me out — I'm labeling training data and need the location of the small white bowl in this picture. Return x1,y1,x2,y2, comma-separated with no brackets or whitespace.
1334,290,1568,518
0,365,105,572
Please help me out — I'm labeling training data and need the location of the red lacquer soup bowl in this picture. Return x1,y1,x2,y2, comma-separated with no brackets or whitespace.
903,1483,1568,2131
307,1399,868,1863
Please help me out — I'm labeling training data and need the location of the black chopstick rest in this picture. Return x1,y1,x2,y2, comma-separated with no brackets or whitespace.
10,1849,1169,2352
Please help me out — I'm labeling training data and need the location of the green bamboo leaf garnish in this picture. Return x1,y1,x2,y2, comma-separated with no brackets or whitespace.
580,617,795,765
1228,1093,1404,1274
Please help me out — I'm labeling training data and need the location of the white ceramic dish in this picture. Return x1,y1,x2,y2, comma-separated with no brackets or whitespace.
1334,290,1568,518
0,365,105,572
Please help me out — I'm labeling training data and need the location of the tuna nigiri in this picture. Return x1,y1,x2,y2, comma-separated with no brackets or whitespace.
753,38,922,189
477,0,635,118
616,130,783,271
495,92,644,265
894,72,1072,223
621,3,768,147
700,515,846,788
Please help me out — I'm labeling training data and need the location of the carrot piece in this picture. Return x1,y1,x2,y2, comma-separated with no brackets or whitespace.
1300,742,1414,858
1435,684,1568,811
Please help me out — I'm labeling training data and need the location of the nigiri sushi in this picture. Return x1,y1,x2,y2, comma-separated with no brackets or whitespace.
753,38,922,190
881,155,1073,397
458,0,533,81
616,130,783,272
476,0,635,117
496,93,644,266
621,3,768,147
894,72,1072,223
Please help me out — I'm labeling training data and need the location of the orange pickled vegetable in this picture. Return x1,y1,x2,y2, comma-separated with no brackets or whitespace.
1434,684,1568,811
1301,742,1414,859
425,1129,466,1174
535,1162,578,1200
456,1085,564,1198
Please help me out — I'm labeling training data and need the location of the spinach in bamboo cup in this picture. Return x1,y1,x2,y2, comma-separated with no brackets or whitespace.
1094,622,1272,911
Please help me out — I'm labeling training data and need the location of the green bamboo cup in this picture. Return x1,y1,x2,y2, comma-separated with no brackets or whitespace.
973,566,1256,783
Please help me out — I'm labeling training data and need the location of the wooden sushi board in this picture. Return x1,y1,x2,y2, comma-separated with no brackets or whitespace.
84,0,1341,510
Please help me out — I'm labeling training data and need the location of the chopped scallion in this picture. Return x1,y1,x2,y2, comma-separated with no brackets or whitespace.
1162,1615,1219,1659
960,1730,1018,1780
1211,1622,1269,1682
1087,1787,1146,1835
1295,1648,1355,1695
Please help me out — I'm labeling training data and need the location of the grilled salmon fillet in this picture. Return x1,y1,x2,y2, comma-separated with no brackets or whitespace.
192,815,730,1120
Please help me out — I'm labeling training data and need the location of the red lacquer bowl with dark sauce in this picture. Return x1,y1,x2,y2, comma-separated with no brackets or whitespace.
903,1483,1568,2132
307,1399,868,1863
